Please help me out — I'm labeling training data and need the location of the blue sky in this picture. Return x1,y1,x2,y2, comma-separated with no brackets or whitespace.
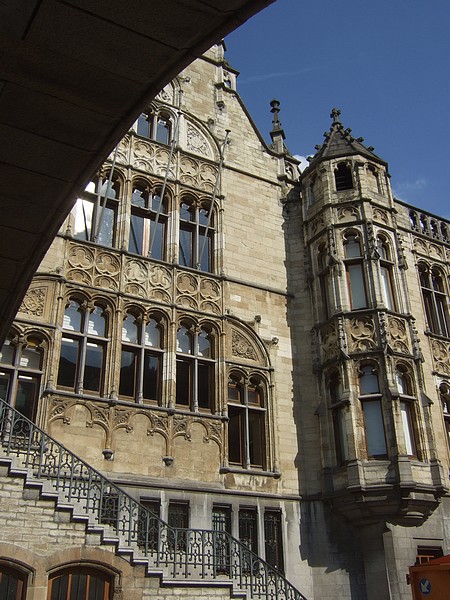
226,0,450,219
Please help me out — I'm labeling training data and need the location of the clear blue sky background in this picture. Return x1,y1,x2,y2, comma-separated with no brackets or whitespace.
226,0,450,219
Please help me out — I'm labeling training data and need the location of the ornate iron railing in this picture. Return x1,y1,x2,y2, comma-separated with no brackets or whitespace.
0,398,307,600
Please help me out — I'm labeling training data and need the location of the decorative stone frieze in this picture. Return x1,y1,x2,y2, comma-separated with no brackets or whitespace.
19,286,47,317
67,243,121,291
176,271,221,314
337,204,360,222
231,329,258,362
373,207,389,225
185,122,212,158
179,155,217,193
132,140,176,178
386,315,410,354
320,323,339,362
124,258,172,302
430,338,450,375
348,316,377,352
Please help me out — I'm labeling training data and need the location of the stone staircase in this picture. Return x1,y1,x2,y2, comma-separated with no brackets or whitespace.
0,399,307,599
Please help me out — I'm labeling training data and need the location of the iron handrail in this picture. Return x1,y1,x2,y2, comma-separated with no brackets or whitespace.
0,398,307,600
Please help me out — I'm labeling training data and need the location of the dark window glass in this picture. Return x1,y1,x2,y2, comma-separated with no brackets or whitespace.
178,200,214,273
0,564,26,600
176,326,215,411
49,567,111,600
335,163,353,191
264,511,284,573
72,178,118,247
138,500,160,551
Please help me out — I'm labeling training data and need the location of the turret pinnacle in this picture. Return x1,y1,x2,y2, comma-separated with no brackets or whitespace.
305,108,387,169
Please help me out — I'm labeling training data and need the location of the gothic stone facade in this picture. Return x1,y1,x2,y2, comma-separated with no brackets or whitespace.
1,44,450,600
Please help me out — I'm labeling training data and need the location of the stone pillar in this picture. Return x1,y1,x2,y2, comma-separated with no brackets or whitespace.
360,522,390,600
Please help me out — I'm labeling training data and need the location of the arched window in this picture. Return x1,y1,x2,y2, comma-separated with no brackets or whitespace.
317,243,332,319
176,324,215,411
367,165,380,193
72,174,119,247
418,264,449,336
136,111,172,145
396,365,417,457
0,562,28,599
328,371,348,464
119,313,163,403
129,185,168,260
440,382,450,450
227,372,266,469
0,336,43,422
57,301,108,395
344,233,367,309
334,162,353,191
179,198,215,272
377,236,396,310
359,365,387,458
48,566,112,600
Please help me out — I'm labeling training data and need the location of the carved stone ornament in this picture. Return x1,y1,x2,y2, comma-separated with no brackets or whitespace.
179,156,217,193
349,316,377,352
310,215,325,236
431,339,450,376
156,83,173,103
175,272,221,314
108,135,129,166
373,207,389,224
186,122,211,157
337,205,360,222
124,258,172,301
132,139,176,179
19,287,47,317
429,243,445,261
387,316,410,354
413,237,428,256
231,329,258,361
321,323,339,362
67,243,120,291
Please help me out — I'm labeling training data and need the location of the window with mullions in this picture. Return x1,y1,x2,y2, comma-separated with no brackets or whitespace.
396,366,418,457
179,198,214,272
264,510,284,573
0,338,43,422
377,236,396,311
418,263,449,337
72,176,119,247
48,566,112,600
344,233,368,310
136,112,172,145
334,162,353,191
57,301,108,395
129,186,167,261
212,505,232,574
119,313,163,403
227,373,266,470
239,507,258,559
0,563,27,600
359,366,387,458
176,324,215,411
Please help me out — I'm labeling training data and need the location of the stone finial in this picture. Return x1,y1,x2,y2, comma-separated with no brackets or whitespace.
270,98,282,130
331,107,341,124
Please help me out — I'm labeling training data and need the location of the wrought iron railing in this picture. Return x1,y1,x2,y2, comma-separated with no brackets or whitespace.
0,398,307,600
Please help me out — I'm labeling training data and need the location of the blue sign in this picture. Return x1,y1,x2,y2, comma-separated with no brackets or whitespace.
419,578,432,596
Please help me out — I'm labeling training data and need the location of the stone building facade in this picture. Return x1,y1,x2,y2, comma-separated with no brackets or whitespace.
1,43,450,600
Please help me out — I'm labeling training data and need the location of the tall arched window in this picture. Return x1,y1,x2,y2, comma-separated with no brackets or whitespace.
0,336,43,422
176,324,215,411
440,382,450,450
418,263,449,336
48,566,112,600
129,185,168,260
334,162,353,191
344,232,367,309
377,236,396,310
227,372,266,469
359,365,387,458
57,301,108,395
179,198,215,272
328,371,348,464
396,365,417,457
318,243,332,319
119,312,163,404
72,174,119,247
